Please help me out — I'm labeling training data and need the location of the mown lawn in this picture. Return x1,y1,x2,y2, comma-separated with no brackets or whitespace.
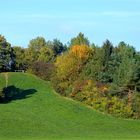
0,73,140,140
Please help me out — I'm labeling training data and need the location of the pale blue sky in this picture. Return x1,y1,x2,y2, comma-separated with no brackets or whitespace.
0,0,140,49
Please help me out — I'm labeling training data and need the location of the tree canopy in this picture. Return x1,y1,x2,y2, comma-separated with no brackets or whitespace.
1,33,140,119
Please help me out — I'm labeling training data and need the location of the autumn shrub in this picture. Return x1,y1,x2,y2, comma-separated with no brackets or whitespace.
27,61,54,81
107,97,133,118
132,92,140,119
71,79,134,118
71,79,109,112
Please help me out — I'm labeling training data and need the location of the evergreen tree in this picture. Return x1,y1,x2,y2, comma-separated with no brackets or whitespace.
99,40,114,83
69,32,90,47
102,39,113,67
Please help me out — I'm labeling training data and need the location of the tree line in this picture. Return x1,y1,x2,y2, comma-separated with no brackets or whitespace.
0,33,140,119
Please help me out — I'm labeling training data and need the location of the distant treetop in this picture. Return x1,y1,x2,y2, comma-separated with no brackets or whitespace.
69,32,90,47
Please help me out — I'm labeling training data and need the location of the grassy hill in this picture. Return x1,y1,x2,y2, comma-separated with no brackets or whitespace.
0,73,140,140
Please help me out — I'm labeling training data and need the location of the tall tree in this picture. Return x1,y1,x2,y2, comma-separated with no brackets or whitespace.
52,39,66,56
69,32,90,47
82,46,104,81
38,47,54,63
102,39,113,66
99,40,114,83
26,37,47,64
13,46,27,70
111,42,136,97
52,45,91,95
0,35,15,72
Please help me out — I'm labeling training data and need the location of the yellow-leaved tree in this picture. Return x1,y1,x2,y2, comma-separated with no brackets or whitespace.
52,45,92,96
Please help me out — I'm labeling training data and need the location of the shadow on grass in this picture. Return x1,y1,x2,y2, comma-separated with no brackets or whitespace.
0,85,37,103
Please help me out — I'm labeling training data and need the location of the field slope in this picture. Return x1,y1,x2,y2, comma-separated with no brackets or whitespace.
0,73,140,140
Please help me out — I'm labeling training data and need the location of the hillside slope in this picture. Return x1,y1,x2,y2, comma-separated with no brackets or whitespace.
0,73,140,140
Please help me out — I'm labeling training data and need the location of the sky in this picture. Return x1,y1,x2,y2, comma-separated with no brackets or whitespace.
0,0,140,50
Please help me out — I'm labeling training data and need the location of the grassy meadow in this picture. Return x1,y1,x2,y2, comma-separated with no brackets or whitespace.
0,73,140,140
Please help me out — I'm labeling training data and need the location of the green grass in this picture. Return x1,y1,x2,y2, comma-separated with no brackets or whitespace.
0,72,140,140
